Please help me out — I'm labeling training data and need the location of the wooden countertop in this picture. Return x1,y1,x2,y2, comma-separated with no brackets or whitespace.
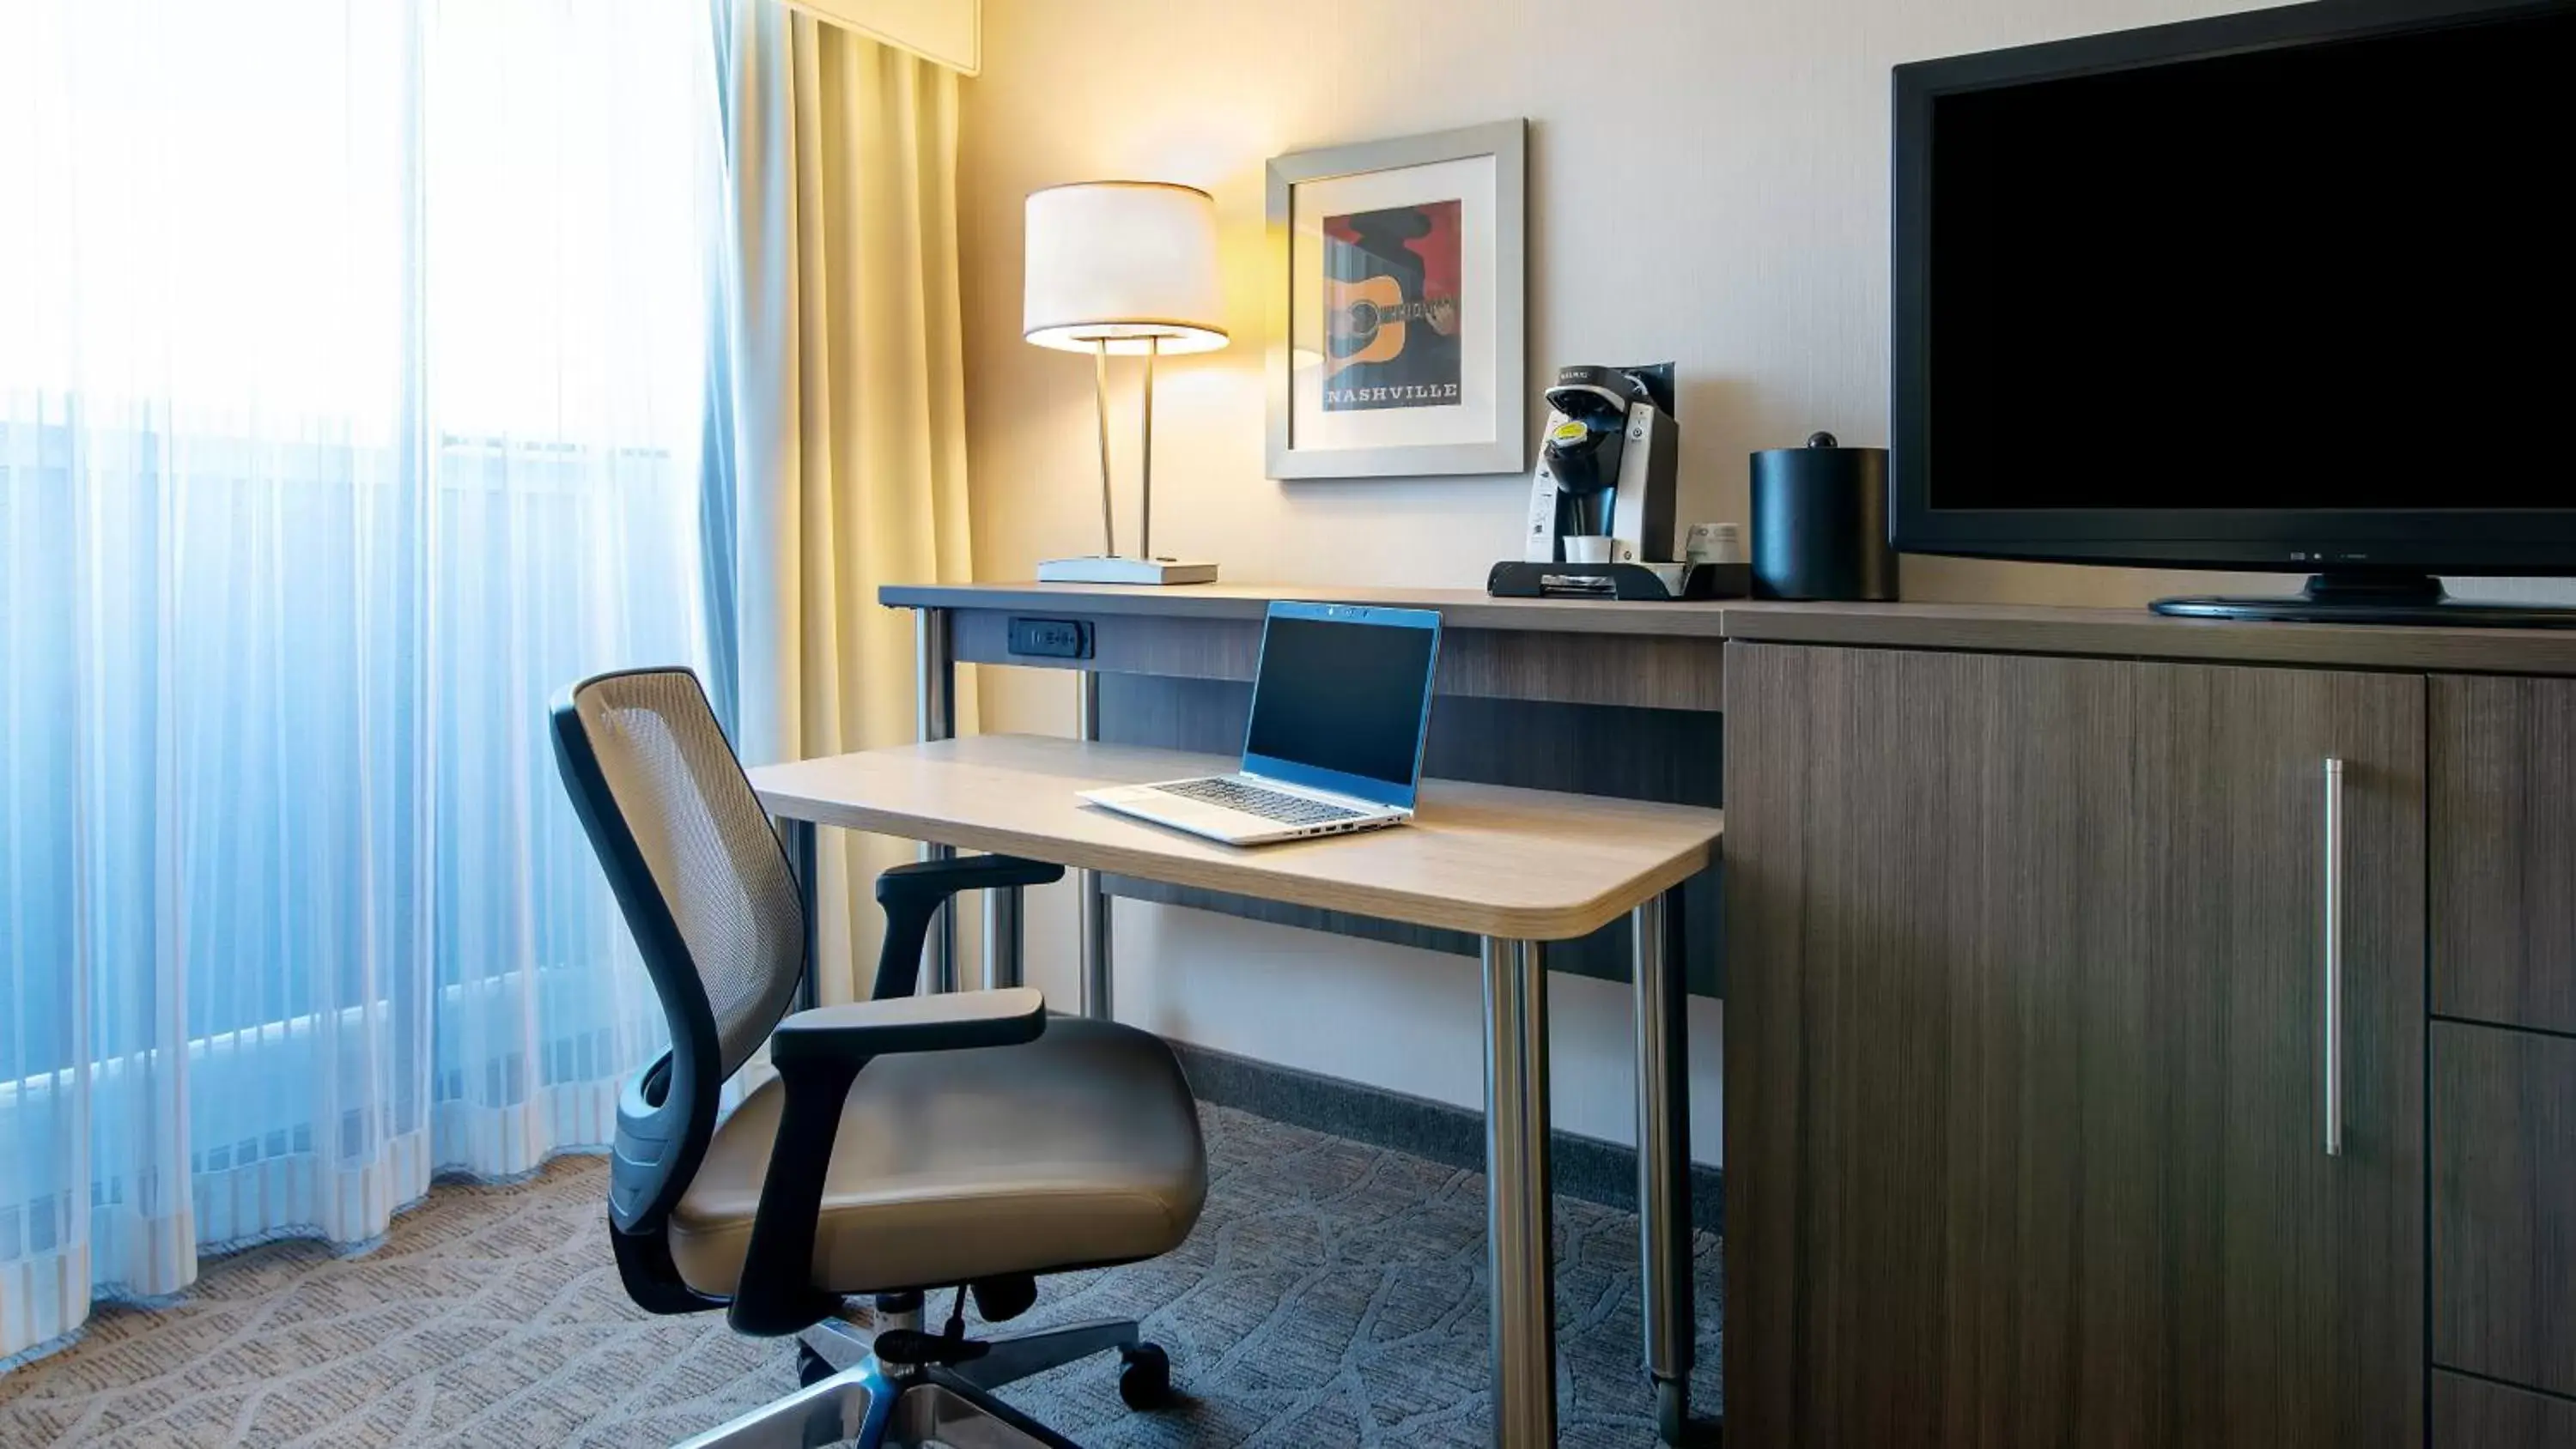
881,580,1733,638
1718,599,2576,674
749,734,1722,942
884,581,2576,675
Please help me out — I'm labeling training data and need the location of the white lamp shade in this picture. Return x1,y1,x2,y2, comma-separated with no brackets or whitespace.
1024,182,1227,355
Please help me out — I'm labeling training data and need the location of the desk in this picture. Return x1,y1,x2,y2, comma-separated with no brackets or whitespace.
887,580,1730,1446
749,733,1723,1449
888,580,1730,997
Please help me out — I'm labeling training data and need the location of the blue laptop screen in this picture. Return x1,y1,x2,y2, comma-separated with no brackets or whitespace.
1242,609,1437,803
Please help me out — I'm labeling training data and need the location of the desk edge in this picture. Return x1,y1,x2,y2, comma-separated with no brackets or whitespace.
755,785,1716,942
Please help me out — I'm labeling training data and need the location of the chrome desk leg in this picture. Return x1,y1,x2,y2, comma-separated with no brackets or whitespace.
785,817,819,1010
1482,937,1556,1448
1634,887,1692,1444
1075,669,1113,1020
914,607,957,994
982,884,1024,991
1079,874,1113,1020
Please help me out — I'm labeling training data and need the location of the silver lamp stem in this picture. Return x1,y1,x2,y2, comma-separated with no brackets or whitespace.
1139,335,1158,562
1091,339,1117,558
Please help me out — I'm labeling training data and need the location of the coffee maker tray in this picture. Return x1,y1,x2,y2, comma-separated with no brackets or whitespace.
1485,561,1748,602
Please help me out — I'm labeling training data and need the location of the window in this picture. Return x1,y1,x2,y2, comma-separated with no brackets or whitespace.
0,2,722,1337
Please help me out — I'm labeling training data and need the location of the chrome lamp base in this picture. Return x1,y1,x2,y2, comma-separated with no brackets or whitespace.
1036,555,1218,585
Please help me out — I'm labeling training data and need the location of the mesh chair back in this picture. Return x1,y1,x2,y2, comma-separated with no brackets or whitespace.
569,670,804,1073
551,667,804,1240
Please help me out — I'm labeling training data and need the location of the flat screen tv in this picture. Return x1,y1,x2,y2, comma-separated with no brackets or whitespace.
1892,0,2576,625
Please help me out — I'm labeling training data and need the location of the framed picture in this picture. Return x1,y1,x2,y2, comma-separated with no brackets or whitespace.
1264,119,1527,480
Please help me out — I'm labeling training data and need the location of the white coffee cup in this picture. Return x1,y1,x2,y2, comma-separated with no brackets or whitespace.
1564,535,1615,564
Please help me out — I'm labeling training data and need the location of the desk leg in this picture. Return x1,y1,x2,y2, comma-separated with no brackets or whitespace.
982,885,1024,991
1633,887,1692,1444
1481,937,1556,1449
786,817,819,1010
1075,670,1114,1020
914,607,957,994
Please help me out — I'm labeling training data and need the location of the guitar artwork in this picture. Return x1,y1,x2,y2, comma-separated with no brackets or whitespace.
1323,274,1458,377
1318,198,1463,410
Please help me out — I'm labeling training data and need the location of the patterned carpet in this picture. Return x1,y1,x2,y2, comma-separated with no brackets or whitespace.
0,1105,1722,1448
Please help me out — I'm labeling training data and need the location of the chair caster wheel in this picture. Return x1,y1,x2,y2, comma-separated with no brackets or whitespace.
1117,1343,1173,1410
797,1342,836,1389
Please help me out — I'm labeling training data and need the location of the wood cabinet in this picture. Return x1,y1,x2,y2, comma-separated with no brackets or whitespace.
1725,643,2424,1447
2432,676,2576,1035
2433,1371,2576,1447
2433,1022,2576,1399
2427,675,2576,1430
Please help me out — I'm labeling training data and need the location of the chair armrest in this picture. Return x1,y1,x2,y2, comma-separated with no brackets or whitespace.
727,987,1048,1336
770,987,1047,1064
876,853,1066,903
872,855,1066,999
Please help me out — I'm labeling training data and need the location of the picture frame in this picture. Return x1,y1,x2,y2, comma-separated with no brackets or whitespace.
1264,119,1527,480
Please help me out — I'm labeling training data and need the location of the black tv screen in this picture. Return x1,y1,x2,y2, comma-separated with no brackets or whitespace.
1893,0,2576,573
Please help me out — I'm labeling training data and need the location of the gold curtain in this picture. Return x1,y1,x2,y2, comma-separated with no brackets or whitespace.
721,0,977,1001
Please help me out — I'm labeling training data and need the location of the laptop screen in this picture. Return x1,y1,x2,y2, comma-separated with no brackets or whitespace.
1242,603,1441,808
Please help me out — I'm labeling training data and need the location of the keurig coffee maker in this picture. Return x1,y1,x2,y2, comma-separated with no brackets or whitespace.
1488,363,1740,600
1521,362,1676,565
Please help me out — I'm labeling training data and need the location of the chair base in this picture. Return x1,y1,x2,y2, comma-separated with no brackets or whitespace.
675,1316,1164,1449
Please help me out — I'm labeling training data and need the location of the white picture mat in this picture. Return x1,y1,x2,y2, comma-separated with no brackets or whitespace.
1288,154,1498,452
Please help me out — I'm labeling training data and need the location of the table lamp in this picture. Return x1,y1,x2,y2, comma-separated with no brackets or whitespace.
1024,181,1228,585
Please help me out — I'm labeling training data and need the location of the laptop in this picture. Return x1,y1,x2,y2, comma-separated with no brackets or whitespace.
1080,601,1441,846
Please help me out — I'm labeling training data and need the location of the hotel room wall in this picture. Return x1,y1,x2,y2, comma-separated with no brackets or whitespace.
948,0,2307,1163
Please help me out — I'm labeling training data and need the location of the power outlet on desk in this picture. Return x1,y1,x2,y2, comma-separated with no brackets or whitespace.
1007,616,1093,660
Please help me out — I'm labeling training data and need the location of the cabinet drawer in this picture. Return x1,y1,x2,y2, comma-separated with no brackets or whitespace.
2433,676,2576,1034
2433,1371,2576,1448
2434,1022,2576,1397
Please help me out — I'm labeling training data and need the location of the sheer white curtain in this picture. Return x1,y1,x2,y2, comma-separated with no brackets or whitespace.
0,0,720,1362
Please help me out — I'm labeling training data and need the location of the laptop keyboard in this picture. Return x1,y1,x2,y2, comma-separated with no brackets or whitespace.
1152,777,1365,825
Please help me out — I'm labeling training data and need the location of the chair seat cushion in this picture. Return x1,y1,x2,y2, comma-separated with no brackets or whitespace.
667,1016,1206,1299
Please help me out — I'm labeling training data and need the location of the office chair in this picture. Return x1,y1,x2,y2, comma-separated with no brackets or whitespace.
550,667,1207,1449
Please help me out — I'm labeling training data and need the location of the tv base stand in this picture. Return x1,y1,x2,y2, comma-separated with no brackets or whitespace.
2152,571,2576,628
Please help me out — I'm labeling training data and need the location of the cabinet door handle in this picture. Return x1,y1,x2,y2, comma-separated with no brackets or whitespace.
2322,756,2343,1159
